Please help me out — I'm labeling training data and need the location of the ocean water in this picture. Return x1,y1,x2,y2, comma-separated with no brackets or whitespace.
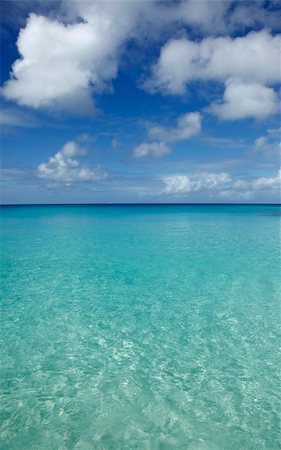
0,204,280,450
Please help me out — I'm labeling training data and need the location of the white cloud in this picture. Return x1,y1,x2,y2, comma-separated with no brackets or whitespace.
161,172,231,195
146,30,281,95
160,170,281,197
3,1,279,39
134,112,201,159
146,29,280,121
2,15,96,112
229,3,281,33
254,137,269,152
149,112,201,142
134,142,170,159
253,130,281,156
37,140,106,182
60,141,86,157
175,1,280,34
209,79,279,120
249,169,281,191
176,0,230,33
1,2,280,117
1,1,145,113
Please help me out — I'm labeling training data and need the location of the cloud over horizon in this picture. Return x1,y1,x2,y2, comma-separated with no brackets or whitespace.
1,0,280,204
160,169,281,200
37,140,107,183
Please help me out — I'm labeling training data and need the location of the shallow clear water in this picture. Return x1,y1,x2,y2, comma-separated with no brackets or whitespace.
1,204,280,450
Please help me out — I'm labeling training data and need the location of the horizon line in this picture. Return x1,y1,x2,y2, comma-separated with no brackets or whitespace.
1,202,281,207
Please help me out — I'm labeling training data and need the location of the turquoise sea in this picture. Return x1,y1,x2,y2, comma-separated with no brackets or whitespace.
1,204,280,450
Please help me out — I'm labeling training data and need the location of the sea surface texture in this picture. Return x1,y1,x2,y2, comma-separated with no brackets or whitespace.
1,205,280,450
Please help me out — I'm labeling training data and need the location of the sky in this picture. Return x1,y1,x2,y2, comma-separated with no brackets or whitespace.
0,0,280,204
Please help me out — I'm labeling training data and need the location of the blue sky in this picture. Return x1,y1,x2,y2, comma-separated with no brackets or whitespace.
1,0,280,204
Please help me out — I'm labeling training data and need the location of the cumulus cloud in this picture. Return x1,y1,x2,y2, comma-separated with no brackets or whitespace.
245,170,281,191
37,140,106,182
146,29,280,120
149,112,201,143
160,170,281,198
2,1,280,115
59,141,86,157
209,79,279,120
1,0,146,113
2,15,97,112
146,30,281,95
134,142,170,159
161,172,231,195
